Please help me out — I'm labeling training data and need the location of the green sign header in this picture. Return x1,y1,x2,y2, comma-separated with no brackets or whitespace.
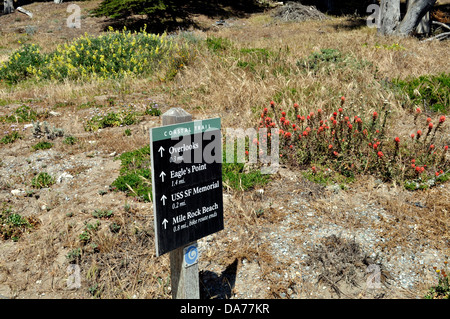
150,118,221,142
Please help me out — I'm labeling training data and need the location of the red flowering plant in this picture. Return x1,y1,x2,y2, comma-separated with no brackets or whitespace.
257,97,449,189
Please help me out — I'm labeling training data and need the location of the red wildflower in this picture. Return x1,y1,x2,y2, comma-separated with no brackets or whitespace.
440,115,446,123
411,159,416,164
415,107,421,113
428,122,433,129
430,144,435,149
338,108,343,113
394,137,400,143
309,111,314,117
328,144,333,149
445,145,449,151
333,151,338,156
281,111,286,117
341,96,345,105
426,117,432,123
297,114,301,120
417,130,422,136
270,101,275,107
377,151,383,158
410,133,415,139
263,107,268,114
289,144,293,149
373,111,378,119
294,103,299,108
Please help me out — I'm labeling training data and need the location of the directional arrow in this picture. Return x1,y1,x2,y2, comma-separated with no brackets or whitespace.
162,218,168,230
158,146,165,157
159,171,166,182
160,194,167,205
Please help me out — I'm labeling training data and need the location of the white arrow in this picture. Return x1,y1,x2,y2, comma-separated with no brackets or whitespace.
158,146,165,157
160,194,167,205
159,171,166,182
162,219,168,230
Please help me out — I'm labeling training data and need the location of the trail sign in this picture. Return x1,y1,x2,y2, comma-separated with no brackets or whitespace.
150,118,224,257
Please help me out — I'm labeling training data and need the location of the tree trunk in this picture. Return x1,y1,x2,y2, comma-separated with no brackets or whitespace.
397,0,434,36
378,0,401,35
3,0,14,14
378,0,437,36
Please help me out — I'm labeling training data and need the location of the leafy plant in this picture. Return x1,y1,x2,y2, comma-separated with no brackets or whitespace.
84,108,138,131
206,36,232,53
1,105,38,123
258,98,448,189
0,28,194,83
32,141,53,151
31,172,55,188
1,131,22,144
0,44,45,84
425,262,449,299
111,145,152,201
394,73,450,114
0,204,39,241
92,209,114,219
63,135,77,145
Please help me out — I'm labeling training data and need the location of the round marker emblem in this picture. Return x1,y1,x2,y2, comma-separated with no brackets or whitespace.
184,245,198,266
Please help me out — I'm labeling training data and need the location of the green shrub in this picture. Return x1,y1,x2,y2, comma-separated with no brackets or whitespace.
92,209,114,219
206,36,232,53
1,131,22,144
1,105,38,123
0,204,39,241
259,98,449,189
84,108,138,131
63,136,77,145
0,29,194,83
0,44,45,84
222,161,270,191
32,141,53,151
111,145,152,201
31,172,55,188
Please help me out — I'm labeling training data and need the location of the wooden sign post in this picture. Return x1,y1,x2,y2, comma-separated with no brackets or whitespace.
150,108,224,299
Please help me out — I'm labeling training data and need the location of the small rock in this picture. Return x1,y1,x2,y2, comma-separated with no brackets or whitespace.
11,189,26,196
57,172,74,184
49,111,61,117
